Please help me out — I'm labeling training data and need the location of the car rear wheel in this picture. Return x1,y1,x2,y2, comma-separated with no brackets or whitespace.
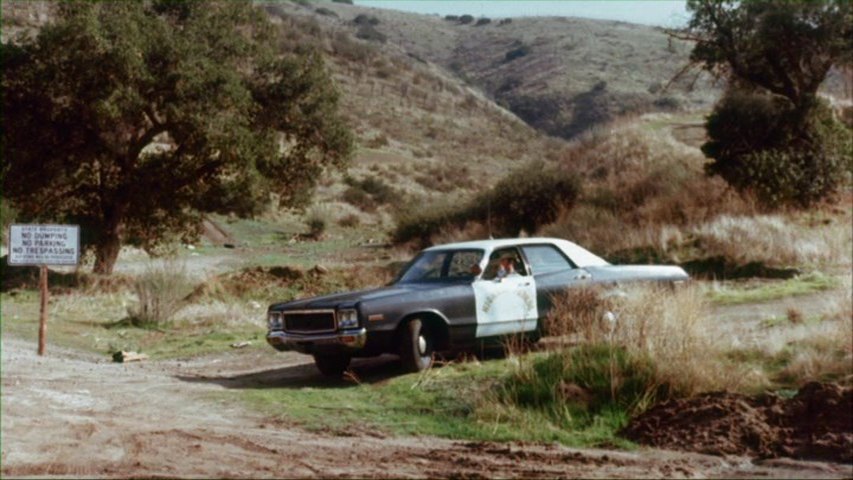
400,318,434,373
313,353,351,377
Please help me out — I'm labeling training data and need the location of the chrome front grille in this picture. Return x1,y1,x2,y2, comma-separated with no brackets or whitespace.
283,310,336,334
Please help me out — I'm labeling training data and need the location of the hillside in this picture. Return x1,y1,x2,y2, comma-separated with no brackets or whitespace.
3,0,849,235
274,0,721,139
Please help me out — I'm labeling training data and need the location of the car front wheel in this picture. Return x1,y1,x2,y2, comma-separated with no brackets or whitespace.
400,318,434,373
313,353,351,377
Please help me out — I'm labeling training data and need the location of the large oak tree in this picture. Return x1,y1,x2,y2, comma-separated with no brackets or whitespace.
679,0,852,206
2,1,353,273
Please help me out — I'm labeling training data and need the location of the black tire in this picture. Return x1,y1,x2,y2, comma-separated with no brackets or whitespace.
313,354,351,377
399,318,434,373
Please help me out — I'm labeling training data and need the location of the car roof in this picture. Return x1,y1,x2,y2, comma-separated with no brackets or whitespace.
424,237,610,267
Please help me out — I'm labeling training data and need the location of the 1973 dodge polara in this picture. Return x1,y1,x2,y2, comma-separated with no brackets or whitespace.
266,238,688,376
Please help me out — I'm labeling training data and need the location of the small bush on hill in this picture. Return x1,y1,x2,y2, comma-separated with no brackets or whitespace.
342,175,401,212
356,24,387,43
505,45,531,62
481,163,580,235
332,32,376,63
337,213,361,228
392,163,580,245
332,0,353,4
444,15,459,21
414,164,473,193
459,14,474,24
475,17,491,26
353,13,380,26
365,133,389,148
314,7,338,17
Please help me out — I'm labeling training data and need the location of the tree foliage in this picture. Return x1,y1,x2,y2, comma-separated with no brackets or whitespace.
685,0,852,114
2,1,353,273
704,88,851,205
681,0,853,206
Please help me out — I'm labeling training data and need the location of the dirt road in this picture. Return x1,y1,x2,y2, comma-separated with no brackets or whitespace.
2,336,850,479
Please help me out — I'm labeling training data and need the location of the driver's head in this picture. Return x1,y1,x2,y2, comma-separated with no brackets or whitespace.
499,253,515,270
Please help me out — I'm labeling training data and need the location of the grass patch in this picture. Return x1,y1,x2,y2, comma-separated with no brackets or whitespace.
237,357,635,448
0,290,264,359
707,272,839,305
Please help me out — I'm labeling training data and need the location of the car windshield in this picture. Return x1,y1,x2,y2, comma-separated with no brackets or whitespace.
395,249,484,283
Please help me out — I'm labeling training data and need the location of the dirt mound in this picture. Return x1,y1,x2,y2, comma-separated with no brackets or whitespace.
622,382,853,463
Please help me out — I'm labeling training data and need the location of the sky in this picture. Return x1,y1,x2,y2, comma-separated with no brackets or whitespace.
354,1,691,27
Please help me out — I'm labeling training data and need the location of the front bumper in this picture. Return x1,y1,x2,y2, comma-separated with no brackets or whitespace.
266,328,367,354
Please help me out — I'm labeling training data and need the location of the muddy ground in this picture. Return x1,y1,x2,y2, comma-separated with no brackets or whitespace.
2,335,851,479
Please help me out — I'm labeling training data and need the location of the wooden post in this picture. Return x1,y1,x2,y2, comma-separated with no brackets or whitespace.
38,265,48,356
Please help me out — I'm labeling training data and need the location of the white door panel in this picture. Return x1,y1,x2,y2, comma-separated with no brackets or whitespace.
473,276,538,338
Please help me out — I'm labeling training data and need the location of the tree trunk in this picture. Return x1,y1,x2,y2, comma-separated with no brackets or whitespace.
93,225,122,275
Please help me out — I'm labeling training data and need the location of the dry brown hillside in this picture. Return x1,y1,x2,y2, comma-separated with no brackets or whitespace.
274,0,721,139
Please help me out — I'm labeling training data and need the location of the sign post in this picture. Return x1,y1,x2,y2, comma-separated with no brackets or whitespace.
8,224,80,356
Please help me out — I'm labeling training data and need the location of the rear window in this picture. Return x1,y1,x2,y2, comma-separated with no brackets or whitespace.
521,245,575,274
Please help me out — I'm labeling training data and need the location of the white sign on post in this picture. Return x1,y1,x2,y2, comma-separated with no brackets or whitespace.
7,224,81,356
8,224,80,266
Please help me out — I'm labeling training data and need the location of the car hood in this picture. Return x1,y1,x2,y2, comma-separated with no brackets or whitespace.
268,282,452,311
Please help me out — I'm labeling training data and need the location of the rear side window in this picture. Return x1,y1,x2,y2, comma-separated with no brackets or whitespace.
521,245,575,275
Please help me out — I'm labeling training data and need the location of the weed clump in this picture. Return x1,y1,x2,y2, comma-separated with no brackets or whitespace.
495,284,740,434
127,259,193,327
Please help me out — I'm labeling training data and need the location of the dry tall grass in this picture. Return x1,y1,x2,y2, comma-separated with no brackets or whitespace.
765,276,852,385
543,121,755,258
127,259,194,327
544,284,744,396
691,214,850,267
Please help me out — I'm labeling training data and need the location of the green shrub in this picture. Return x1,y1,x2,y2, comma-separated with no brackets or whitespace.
481,163,580,235
392,201,466,246
475,17,491,26
127,259,193,328
500,344,659,427
459,14,474,24
703,88,852,207
342,175,401,212
392,163,580,245
331,0,353,4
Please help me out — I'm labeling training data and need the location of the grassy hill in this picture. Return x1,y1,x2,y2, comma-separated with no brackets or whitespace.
270,0,721,140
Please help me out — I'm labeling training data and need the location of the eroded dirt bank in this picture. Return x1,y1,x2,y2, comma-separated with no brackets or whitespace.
624,383,853,463
2,337,850,479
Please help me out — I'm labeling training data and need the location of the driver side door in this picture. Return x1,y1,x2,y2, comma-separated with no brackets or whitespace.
472,248,538,338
